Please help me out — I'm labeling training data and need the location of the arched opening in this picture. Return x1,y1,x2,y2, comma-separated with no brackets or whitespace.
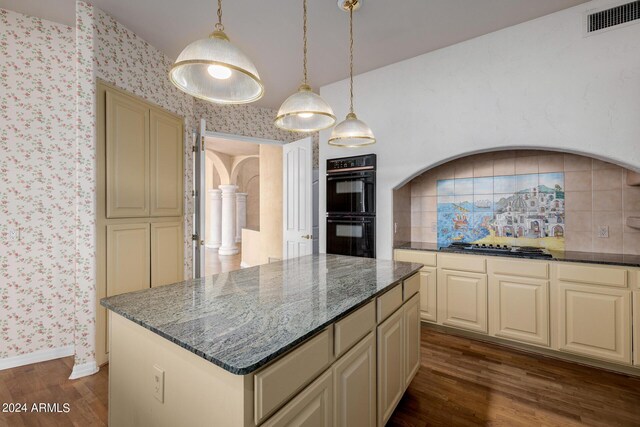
393,149,640,255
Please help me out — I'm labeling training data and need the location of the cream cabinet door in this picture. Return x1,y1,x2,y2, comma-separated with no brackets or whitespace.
106,224,150,296
333,332,376,427
403,293,420,387
106,90,150,218
151,221,184,287
262,369,333,427
439,270,488,333
419,267,437,322
557,282,632,365
632,292,639,366
489,275,549,347
150,110,183,217
377,307,404,427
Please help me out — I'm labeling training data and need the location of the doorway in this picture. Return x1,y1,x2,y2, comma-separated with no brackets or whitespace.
193,121,284,278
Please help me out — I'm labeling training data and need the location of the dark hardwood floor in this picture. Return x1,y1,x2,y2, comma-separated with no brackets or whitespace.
0,357,108,426
390,328,640,427
1,327,639,426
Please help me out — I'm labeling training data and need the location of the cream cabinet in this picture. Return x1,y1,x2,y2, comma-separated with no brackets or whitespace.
106,90,150,218
263,369,333,427
106,223,151,297
333,332,376,427
489,275,549,347
556,282,632,365
394,250,438,323
634,292,639,367
403,294,421,385
106,89,183,219
438,269,488,333
97,82,185,366
150,110,183,217
377,306,404,427
418,267,437,322
151,222,184,287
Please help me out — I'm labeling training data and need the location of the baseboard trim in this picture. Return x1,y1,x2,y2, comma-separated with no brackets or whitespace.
69,361,99,379
0,345,74,371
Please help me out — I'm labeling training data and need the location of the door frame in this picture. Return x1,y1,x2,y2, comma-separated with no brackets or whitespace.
193,126,283,278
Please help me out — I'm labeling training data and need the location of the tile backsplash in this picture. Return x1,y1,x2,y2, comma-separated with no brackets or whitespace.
394,150,640,255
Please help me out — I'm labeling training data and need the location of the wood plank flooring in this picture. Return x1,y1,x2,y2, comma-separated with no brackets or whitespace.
0,357,108,426
1,328,639,426
390,328,640,426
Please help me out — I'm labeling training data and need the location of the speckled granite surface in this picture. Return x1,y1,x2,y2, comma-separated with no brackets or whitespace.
101,254,422,375
394,242,640,267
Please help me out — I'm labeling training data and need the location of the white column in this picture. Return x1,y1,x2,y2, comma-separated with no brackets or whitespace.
206,189,222,251
235,193,248,243
218,185,239,256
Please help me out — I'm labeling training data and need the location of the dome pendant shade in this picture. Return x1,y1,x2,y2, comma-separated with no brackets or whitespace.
170,30,264,104
328,112,376,147
275,85,336,132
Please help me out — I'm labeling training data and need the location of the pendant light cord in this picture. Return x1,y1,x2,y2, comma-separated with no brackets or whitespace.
215,0,224,31
349,5,354,114
303,0,308,85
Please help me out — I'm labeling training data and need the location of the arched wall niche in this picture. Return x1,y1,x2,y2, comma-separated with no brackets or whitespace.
393,148,640,256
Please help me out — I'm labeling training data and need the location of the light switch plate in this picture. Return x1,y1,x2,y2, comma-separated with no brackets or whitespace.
597,225,609,238
152,365,164,403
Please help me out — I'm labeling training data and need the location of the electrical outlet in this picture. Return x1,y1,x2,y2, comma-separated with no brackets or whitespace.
597,225,609,238
152,365,164,403
8,228,20,241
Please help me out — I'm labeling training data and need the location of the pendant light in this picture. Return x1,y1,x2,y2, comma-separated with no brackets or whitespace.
169,0,264,104
328,0,375,147
275,0,336,132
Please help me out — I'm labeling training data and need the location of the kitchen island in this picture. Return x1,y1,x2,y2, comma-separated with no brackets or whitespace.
101,254,422,427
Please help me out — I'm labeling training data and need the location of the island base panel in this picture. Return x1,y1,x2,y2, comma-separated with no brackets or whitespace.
108,312,253,427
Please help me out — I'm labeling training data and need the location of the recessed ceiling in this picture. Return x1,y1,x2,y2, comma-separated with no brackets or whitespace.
1,0,591,108
205,136,259,157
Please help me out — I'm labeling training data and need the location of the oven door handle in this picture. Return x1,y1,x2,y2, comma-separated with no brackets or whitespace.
326,172,374,181
327,219,370,224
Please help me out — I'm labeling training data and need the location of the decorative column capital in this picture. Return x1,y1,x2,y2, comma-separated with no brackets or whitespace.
219,184,238,194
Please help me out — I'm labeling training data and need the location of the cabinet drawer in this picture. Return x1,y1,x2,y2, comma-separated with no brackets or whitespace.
262,369,333,427
555,263,627,288
488,258,548,279
377,283,403,323
334,301,375,358
254,328,333,424
394,249,437,267
438,253,486,273
403,273,420,300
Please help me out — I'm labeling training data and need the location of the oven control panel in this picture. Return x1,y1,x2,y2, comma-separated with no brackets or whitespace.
327,154,376,173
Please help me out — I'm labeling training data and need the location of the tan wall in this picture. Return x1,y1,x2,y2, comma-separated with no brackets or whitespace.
241,229,261,267
395,150,640,255
260,145,283,263
237,158,260,231
393,185,411,245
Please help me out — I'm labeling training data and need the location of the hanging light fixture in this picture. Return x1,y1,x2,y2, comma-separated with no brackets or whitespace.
328,0,375,147
169,0,264,104
275,0,336,132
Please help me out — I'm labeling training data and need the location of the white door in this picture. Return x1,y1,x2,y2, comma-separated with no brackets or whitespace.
283,137,313,259
194,119,207,277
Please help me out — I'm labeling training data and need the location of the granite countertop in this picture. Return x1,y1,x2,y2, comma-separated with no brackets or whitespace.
101,254,422,375
394,241,640,268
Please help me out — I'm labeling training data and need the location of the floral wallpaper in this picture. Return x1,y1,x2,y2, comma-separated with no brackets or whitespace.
0,9,77,359
194,99,320,167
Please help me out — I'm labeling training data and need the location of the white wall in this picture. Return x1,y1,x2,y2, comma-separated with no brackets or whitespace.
319,0,640,260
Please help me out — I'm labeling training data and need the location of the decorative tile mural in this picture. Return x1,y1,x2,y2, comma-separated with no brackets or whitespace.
437,173,565,250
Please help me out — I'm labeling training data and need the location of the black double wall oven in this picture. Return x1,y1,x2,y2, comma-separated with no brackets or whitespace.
326,154,376,258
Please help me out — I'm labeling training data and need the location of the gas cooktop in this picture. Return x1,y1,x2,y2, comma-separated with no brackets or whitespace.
440,242,553,259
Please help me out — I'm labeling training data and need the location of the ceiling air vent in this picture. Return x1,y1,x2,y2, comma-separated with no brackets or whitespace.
586,0,640,34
